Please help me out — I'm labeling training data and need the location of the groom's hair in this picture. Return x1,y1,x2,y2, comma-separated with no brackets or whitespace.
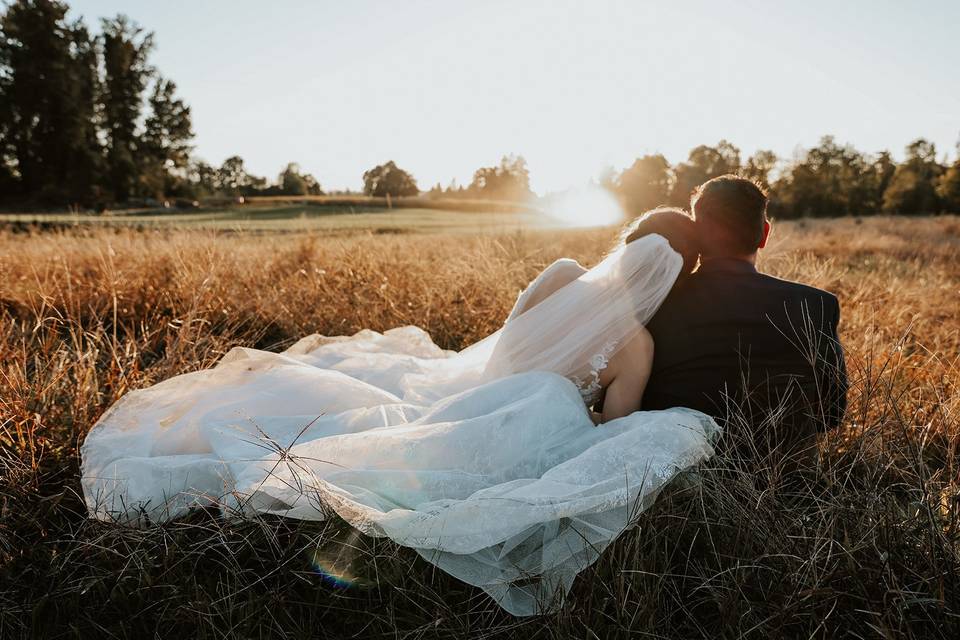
691,175,768,257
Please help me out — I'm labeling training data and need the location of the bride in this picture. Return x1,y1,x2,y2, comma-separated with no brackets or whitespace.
81,207,719,616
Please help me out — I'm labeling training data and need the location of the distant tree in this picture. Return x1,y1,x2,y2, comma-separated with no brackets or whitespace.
615,154,672,215
101,15,154,201
670,140,741,205
246,174,268,195
279,162,322,196
362,160,419,197
281,167,306,195
772,136,877,217
468,155,532,201
139,77,193,198
0,0,102,202
871,151,897,203
882,139,942,214
597,165,618,193
217,155,252,195
185,160,218,197
302,173,322,195
937,151,960,212
742,150,778,189
828,150,898,215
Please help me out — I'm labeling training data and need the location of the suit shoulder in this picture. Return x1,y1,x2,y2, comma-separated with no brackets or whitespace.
672,269,839,314
758,272,836,299
684,269,832,296
756,273,840,316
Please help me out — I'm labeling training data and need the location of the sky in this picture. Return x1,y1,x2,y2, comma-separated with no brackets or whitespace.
67,0,960,195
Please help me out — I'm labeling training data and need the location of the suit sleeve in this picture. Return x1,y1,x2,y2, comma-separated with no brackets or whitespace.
818,295,848,431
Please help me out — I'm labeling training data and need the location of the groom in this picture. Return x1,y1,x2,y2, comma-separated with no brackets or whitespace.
642,175,848,457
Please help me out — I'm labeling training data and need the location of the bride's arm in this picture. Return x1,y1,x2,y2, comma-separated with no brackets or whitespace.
507,259,587,322
597,328,654,423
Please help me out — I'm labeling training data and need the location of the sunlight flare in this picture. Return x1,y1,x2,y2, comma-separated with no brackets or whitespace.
540,186,624,229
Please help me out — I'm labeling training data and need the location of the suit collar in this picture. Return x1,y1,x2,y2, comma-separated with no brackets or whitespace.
697,258,758,274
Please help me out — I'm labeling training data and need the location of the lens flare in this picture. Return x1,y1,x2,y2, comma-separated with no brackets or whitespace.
307,528,372,589
539,186,624,229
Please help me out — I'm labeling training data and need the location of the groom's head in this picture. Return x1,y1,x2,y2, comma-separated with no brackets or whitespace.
691,175,770,260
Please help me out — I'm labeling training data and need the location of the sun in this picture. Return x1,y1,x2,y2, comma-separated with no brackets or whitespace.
539,186,625,229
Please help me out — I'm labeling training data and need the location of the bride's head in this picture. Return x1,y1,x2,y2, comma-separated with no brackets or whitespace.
619,207,700,274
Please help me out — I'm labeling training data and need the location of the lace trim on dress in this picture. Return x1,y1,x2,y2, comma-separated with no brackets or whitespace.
570,339,618,405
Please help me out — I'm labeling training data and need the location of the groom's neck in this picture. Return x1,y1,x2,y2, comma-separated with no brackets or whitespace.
701,252,758,266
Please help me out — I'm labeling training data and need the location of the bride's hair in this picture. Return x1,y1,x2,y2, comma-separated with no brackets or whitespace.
619,207,700,274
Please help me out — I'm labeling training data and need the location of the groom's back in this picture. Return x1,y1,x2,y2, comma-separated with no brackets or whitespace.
641,175,848,447
643,259,847,437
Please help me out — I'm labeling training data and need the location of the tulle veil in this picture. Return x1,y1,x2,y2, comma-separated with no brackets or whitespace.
373,233,685,403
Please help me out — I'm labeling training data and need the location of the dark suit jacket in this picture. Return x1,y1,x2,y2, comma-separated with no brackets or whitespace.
643,258,848,445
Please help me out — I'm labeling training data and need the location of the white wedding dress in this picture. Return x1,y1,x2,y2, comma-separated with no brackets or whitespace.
81,234,720,616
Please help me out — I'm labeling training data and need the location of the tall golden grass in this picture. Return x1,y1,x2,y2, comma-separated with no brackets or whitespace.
1,216,958,638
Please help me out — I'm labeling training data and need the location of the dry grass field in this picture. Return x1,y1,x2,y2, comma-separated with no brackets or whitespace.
1,215,959,638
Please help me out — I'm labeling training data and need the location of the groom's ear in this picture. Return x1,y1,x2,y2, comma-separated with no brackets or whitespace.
757,220,771,250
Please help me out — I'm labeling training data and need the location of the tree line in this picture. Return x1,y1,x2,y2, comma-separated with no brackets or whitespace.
603,136,959,218
0,1,534,208
1,0,957,217
0,0,326,206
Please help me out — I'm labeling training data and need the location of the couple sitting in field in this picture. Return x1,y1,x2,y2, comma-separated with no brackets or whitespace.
81,175,847,615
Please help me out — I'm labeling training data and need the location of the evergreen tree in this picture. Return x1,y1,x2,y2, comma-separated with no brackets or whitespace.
0,0,102,201
140,77,193,198
101,15,153,201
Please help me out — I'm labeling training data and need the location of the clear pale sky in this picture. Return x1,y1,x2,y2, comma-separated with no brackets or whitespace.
68,0,959,194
